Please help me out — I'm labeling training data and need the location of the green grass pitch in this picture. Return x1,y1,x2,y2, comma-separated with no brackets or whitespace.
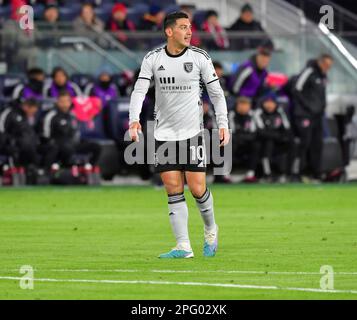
1,184,357,300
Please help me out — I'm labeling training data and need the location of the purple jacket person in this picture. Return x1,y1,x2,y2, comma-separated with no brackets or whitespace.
45,67,82,98
231,48,271,106
88,82,118,107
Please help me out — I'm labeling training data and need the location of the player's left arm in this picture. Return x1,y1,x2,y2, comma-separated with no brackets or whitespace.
200,55,230,146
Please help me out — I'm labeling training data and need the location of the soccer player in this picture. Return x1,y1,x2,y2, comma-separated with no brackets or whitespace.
129,12,230,258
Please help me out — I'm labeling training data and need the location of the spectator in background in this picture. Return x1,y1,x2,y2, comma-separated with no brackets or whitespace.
46,67,82,98
0,99,46,173
106,3,136,44
202,100,216,131
88,72,118,107
180,4,201,47
43,4,59,24
229,3,273,50
213,61,229,96
19,67,46,100
138,4,165,31
73,2,104,35
2,0,38,71
229,96,260,182
42,90,101,169
201,10,229,50
37,4,71,46
230,46,271,107
255,92,292,182
291,54,334,180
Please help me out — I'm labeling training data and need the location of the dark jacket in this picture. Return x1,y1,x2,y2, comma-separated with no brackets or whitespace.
42,108,80,144
0,107,39,144
254,106,292,142
229,110,257,143
228,18,273,50
229,18,264,32
292,59,328,118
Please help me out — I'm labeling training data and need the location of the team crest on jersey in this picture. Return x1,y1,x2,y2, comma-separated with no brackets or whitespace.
183,62,193,73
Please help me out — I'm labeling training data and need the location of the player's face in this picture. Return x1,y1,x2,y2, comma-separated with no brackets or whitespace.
57,95,72,113
171,18,192,48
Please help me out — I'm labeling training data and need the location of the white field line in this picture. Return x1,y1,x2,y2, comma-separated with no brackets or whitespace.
4,268,356,276
0,276,357,295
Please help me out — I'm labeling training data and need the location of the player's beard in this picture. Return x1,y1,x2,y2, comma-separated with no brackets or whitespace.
180,37,191,48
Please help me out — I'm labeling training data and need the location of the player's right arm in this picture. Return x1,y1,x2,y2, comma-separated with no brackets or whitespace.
129,53,153,141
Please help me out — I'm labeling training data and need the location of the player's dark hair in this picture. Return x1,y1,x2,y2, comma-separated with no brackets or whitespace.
163,11,189,36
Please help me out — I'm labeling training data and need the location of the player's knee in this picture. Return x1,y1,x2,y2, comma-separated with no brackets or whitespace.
189,183,206,199
163,179,183,194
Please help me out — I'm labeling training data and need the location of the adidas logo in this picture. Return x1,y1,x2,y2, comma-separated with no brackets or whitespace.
158,65,165,71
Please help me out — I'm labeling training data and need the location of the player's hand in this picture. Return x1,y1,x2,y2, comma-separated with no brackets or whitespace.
219,128,230,147
129,121,142,142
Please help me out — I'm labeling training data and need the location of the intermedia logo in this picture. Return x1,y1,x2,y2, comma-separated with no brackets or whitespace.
159,77,175,84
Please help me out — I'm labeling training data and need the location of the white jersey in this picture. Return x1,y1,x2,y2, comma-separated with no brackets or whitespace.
129,45,228,141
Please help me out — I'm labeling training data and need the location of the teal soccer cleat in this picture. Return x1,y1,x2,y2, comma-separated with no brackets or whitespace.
158,247,194,259
203,225,218,257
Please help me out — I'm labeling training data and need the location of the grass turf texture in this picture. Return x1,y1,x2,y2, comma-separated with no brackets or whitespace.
0,184,357,300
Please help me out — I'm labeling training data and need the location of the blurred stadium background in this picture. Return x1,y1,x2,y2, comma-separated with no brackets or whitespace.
0,0,356,186
1,0,357,301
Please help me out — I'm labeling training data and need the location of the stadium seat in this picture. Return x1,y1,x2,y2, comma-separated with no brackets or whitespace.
0,97,10,112
0,74,26,99
107,98,130,141
127,8,146,26
0,5,11,22
94,5,112,23
321,137,344,174
111,72,133,97
193,10,207,29
33,4,45,20
323,116,339,138
59,6,81,22
164,4,180,14
97,140,120,180
78,112,107,140
148,0,177,5
39,98,56,113
70,73,94,92
98,0,115,5
131,3,149,14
